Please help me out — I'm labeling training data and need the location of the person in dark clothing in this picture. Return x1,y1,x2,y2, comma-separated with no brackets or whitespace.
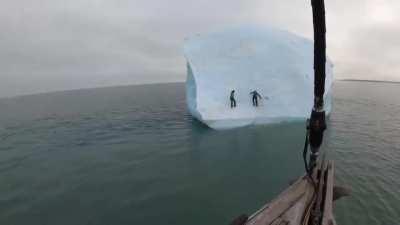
250,90,262,107
230,90,237,108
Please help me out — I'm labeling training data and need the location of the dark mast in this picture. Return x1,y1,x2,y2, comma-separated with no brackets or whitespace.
311,0,326,110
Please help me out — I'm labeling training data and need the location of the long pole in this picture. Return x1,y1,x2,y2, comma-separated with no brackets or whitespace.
311,0,326,110
308,0,327,173
308,1,327,225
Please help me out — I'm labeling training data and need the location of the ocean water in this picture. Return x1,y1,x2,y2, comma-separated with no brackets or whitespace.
0,81,399,225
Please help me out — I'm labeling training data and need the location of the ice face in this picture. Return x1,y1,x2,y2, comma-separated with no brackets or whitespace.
184,26,334,130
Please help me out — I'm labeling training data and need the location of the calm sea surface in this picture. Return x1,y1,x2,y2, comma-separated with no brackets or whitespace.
0,81,399,225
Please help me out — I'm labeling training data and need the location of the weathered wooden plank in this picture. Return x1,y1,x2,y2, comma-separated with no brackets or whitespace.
279,179,315,225
312,160,327,224
244,161,336,225
245,176,313,225
270,217,283,225
322,161,336,225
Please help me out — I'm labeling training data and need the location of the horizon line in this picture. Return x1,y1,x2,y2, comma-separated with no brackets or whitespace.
1,78,399,100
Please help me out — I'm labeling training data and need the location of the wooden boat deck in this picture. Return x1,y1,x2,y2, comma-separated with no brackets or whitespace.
243,161,336,225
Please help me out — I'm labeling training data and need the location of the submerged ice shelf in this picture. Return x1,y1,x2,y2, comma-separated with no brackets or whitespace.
184,26,334,130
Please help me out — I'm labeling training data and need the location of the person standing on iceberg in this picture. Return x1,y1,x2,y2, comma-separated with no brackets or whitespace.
250,90,262,107
230,90,237,108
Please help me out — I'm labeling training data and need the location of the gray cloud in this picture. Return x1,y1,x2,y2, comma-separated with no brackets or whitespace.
0,0,399,97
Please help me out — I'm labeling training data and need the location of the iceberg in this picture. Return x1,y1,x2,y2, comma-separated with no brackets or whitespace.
184,26,333,130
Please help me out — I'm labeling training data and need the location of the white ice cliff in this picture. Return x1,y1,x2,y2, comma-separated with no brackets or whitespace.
184,26,334,130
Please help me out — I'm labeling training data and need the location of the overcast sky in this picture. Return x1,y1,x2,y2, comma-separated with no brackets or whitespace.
1,0,399,97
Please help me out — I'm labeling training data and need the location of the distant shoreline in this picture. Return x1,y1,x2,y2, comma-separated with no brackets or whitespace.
338,79,400,84
0,82,185,100
2,79,399,100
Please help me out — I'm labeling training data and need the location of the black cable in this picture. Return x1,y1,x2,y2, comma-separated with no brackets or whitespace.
302,120,318,225
303,128,310,175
